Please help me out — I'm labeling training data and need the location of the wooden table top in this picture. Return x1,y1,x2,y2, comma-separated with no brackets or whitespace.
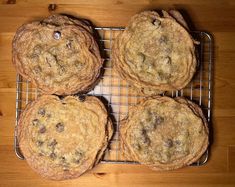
0,0,235,186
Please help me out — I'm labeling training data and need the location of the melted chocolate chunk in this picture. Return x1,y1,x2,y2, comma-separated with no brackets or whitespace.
137,129,150,146
46,113,51,118
33,45,42,56
164,139,173,148
159,35,168,44
142,135,150,145
75,150,83,156
78,95,86,102
132,143,141,150
74,159,80,164
74,150,84,164
38,153,44,156
60,156,67,165
143,136,150,145
175,140,181,145
50,153,57,160
32,119,39,126
138,52,146,63
143,115,164,132
153,19,161,27
34,66,42,74
58,66,66,76
38,126,46,134
48,139,57,147
36,140,44,146
63,168,69,172
155,116,164,124
74,61,84,70
38,108,45,116
158,70,171,80
56,123,64,132
163,56,171,65
66,40,72,49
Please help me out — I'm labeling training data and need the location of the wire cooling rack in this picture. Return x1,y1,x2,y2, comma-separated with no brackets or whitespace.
14,27,213,166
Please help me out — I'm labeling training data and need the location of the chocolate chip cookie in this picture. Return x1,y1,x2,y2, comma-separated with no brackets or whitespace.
112,10,197,95
17,95,113,180
13,14,103,95
120,96,208,170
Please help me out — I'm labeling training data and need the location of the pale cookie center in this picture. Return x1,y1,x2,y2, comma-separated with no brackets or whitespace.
129,109,191,163
30,106,93,170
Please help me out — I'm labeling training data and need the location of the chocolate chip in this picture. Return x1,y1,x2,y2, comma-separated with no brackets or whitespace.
159,35,167,44
74,159,80,164
38,126,46,134
78,95,85,102
32,119,39,126
175,140,181,145
74,61,84,70
138,52,146,63
56,123,64,132
144,124,155,131
63,168,69,172
155,116,164,124
142,129,147,136
50,153,56,159
34,66,41,74
46,113,51,118
140,129,150,145
75,150,83,156
60,156,66,163
153,19,161,28
48,139,57,147
60,67,66,75
164,139,173,148
45,59,52,68
163,56,171,65
158,71,170,80
166,48,172,54
143,136,150,145
132,143,141,150
58,95,65,100
74,150,84,163
38,108,45,116
33,45,42,55
53,31,61,40
66,40,72,49
61,156,65,160
29,54,39,62
36,140,44,146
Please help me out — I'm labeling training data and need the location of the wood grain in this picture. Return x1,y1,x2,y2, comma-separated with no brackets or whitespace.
0,0,235,186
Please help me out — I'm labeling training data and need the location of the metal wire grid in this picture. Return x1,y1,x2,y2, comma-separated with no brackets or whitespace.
14,27,213,166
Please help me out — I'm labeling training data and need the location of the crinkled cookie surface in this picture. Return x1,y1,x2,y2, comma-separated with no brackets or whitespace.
113,11,197,95
120,96,208,170
18,95,113,180
13,14,102,95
